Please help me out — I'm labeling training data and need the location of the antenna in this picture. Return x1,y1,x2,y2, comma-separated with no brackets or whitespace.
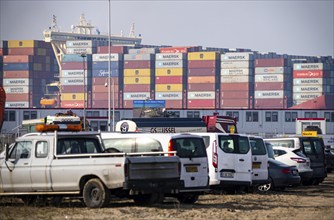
51,15,59,31
129,23,136,37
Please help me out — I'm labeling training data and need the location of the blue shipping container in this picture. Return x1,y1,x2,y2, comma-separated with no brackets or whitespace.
92,69,120,77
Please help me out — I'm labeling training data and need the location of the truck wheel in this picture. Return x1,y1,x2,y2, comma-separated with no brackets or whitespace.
83,178,110,208
133,193,163,205
177,194,199,204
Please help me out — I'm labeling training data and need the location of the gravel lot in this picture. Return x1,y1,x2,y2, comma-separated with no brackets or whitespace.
1,173,333,220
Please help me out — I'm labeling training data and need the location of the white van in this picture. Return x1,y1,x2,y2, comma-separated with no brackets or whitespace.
248,136,269,186
192,133,252,190
101,132,209,203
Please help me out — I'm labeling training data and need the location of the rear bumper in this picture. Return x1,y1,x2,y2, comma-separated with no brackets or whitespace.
211,180,252,189
273,176,301,188
299,170,314,181
124,178,182,194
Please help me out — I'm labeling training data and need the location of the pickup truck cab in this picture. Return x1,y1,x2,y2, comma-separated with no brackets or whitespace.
0,127,181,208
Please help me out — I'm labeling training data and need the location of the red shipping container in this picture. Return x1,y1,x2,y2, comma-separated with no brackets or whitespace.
221,91,251,99
187,99,215,109
188,60,217,68
124,60,153,69
293,70,327,78
3,55,33,63
61,85,85,93
188,68,216,76
61,62,89,70
6,93,29,101
220,83,251,91
164,100,183,109
4,70,31,78
220,99,249,109
92,84,119,93
61,100,85,109
255,82,284,90
188,83,215,91
92,77,119,85
254,99,285,109
123,84,150,92
123,100,134,108
91,100,119,108
97,46,128,54
91,92,119,101
159,46,200,53
156,76,183,84
255,58,286,67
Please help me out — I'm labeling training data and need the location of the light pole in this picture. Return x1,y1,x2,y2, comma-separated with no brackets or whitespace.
107,0,114,131
81,53,86,130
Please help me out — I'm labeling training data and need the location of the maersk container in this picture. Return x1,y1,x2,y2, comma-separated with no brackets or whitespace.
220,68,251,76
156,68,184,76
155,53,185,60
156,60,186,68
92,69,119,77
155,92,183,100
255,74,285,82
293,93,322,100
4,78,31,86
123,92,150,100
255,82,285,90
124,76,151,84
255,67,291,74
221,99,250,109
123,84,150,92
188,51,219,61
92,84,119,93
293,85,325,93
4,70,31,78
5,101,29,108
92,61,120,69
155,84,182,92
220,83,251,91
188,91,215,100
188,60,218,68
159,46,201,54
188,83,215,91
4,86,30,94
221,91,250,99
187,99,215,109
254,90,284,99
255,58,286,67
221,75,252,83
93,53,121,62
124,68,152,77
61,85,85,93
60,77,89,86
156,76,183,84
293,63,326,71
188,68,216,76
3,63,33,71
124,60,154,69
293,70,328,78
293,78,324,85
62,70,85,77
221,52,254,61
128,48,158,54
188,76,215,84
66,47,94,55
124,53,155,61
66,40,93,48
221,61,253,69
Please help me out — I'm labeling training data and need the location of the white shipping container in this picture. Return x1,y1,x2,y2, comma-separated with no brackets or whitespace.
293,93,322,100
62,70,85,77
221,61,253,69
221,75,252,83
124,54,154,61
60,78,88,85
66,40,92,48
187,91,215,99
220,68,250,76
128,48,157,54
293,85,324,93
5,101,29,108
4,86,30,94
255,90,284,99
124,92,150,100
156,53,185,60
293,63,324,70
67,48,93,55
293,78,324,85
255,74,284,82
221,52,254,61
255,67,291,74
93,54,120,62
4,78,31,86
155,92,183,100
156,60,185,68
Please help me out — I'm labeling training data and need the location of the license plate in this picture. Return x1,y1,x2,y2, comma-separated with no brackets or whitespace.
220,172,234,178
252,162,261,169
185,166,198,172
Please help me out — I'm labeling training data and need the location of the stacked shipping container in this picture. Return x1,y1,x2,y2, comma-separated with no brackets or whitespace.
220,52,254,109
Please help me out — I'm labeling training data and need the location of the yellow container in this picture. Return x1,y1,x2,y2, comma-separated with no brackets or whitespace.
124,69,151,77
8,40,38,48
188,51,219,60
124,76,151,84
155,84,182,92
155,68,184,76
61,93,85,101
188,76,215,84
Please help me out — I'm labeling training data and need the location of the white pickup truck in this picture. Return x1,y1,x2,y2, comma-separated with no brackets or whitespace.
0,131,181,208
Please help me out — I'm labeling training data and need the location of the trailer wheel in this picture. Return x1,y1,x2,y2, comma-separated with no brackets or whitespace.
83,178,110,208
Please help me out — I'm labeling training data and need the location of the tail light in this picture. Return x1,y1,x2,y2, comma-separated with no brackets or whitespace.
168,140,175,157
281,168,291,174
291,157,306,163
212,153,218,168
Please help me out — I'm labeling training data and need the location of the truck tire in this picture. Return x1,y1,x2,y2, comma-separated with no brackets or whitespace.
83,178,110,208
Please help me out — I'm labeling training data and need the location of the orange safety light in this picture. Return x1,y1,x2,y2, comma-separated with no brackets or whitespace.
36,124,59,132
67,124,82,131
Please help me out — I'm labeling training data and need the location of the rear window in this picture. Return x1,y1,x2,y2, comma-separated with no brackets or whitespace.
173,137,207,158
57,138,102,154
249,138,267,155
218,135,250,154
268,140,295,148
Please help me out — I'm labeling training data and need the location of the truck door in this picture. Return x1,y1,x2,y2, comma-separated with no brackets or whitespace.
0,141,33,192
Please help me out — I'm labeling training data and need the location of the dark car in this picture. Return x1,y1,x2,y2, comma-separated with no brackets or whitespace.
324,145,334,173
258,143,301,191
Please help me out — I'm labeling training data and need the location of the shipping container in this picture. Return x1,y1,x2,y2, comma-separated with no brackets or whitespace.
255,82,285,90
187,99,215,109
221,52,254,61
188,76,215,84
293,70,328,78
93,53,121,62
123,92,150,100
159,46,201,53
155,92,183,100
188,51,219,61
123,100,134,108
91,92,120,101
3,63,33,71
188,83,215,91
188,91,215,99
293,85,326,93
188,60,218,68
62,70,85,77
61,54,92,62
221,75,252,83
220,83,252,91
155,84,182,92
97,45,128,54
156,60,186,68
123,84,151,92
3,70,31,78
124,69,152,77
124,60,154,69
254,90,284,99
61,85,85,93
155,53,185,60
220,68,251,76
254,99,285,109
293,78,324,85
8,48,49,56
124,53,155,61
61,93,85,101
3,78,31,86
61,62,89,70
91,100,119,109
221,91,251,99
255,58,286,67
6,93,29,101
293,63,327,71
221,61,253,69
92,61,120,69
5,101,29,108
155,76,183,84
123,76,150,84
92,77,119,85
3,55,33,63
92,84,119,93
4,86,30,94
128,48,158,54
188,68,216,76
221,99,250,109
66,40,93,48
7,40,41,48
255,74,285,82
155,68,184,76
293,93,322,100
60,77,89,86
164,100,183,109
255,67,291,74
92,69,120,78
60,100,85,109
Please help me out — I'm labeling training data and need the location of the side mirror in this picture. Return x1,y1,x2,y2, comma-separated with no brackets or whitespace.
5,144,9,161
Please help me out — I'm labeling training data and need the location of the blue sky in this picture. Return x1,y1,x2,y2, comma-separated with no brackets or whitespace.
1,0,333,57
